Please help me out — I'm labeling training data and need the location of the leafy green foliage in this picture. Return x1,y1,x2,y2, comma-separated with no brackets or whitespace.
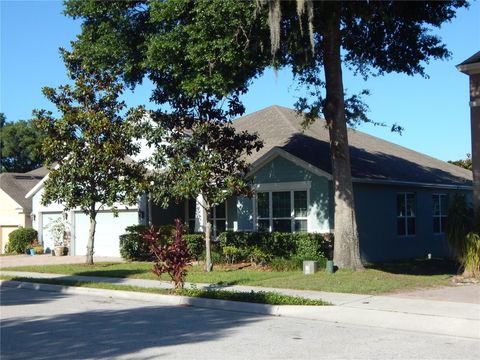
7,228,38,254
34,54,146,216
445,193,472,261
120,224,177,261
144,219,192,289
0,115,45,173
181,288,328,306
448,154,473,170
183,234,205,260
464,232,480,278
33,51,147,264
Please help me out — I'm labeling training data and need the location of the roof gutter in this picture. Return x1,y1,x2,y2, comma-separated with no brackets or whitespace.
352,177,472,190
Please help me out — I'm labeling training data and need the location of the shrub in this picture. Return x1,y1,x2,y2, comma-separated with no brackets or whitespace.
464,232,480,278
119,224,176,261
217,231,332,268
7,228,37,254
269,257,302,271
222,245,246,264
445,193,472,260
119,225,150,261
144,219,192,289
183,234,204,260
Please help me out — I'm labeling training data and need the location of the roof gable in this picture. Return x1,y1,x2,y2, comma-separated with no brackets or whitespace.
0,172,43,210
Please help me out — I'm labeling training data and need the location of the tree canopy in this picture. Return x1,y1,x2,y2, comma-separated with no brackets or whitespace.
0,114,45,173
34,52,146,264
64,0,467,269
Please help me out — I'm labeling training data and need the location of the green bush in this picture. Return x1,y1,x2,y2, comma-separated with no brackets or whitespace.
119,224,177,261
464,232,480,278
7,228,38,254
217,231,332,269
269,257,302,271
119,225,150,261
183,234,204,260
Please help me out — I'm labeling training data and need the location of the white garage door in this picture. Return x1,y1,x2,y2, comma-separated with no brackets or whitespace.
73,210,139,257
41,212,63,251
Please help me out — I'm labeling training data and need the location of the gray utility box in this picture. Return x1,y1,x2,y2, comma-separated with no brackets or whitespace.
303,261,318,275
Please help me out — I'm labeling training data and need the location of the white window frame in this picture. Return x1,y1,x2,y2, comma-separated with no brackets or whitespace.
254,182,310,233
397,192,416,236
432,193,448,234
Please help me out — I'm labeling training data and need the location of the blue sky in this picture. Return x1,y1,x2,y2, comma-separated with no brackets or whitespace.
1,0,479,162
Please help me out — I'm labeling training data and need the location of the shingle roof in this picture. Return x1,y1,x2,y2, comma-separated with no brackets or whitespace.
457,51,480,66
0,172,44,210
25,166,49,177
233,105,472,187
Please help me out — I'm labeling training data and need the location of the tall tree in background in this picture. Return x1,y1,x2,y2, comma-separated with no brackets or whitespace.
147,115,262,271
34,51,146,265
0,114,45,173
449,154,473,170
64,0,467,270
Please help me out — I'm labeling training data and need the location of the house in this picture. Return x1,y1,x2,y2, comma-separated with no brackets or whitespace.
25,172,147,257
27,105,471,262
0,167,48,253
153,105,472,262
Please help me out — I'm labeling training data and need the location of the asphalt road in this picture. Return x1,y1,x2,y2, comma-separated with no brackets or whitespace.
1,287,479,360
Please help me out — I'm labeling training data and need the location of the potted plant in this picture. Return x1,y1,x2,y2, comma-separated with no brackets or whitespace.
46,217,67,256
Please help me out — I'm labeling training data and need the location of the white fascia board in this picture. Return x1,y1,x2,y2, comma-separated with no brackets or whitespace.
457,62,480,75
25,174,49,199
248,147,332,180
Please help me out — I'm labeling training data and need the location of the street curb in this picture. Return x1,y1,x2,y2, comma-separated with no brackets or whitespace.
2,279,479,339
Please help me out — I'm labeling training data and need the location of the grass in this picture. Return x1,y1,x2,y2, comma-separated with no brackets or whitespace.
0,275,329,306
3,258,457,295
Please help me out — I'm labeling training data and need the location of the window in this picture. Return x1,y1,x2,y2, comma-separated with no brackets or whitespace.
187,198,197,232
397,193,415,236
433,194,448,233
256,190,308,232
209,202,227,237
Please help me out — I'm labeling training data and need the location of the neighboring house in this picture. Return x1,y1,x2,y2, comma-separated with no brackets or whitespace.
25,173,147,257
154,106,472,262
0,167,48,253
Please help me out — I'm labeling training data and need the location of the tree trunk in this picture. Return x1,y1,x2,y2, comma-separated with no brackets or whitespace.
322,2,364,271
469,73,480,228
86,208,97,265
204,219,213,272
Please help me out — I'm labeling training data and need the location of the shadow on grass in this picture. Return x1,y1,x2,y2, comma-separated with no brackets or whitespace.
70,268,150,279
366,259,458,276
1,285,264,360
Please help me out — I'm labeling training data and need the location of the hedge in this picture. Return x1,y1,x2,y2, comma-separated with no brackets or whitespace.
217,231,333,265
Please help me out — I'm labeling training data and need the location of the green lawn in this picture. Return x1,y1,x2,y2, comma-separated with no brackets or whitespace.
0,275,329,305
4,259,457,295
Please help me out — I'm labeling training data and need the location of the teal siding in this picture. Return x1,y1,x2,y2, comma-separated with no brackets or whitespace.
229,155,331,232
353,183,464,262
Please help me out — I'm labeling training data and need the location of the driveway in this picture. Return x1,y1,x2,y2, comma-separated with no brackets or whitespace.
0,254,123,268
2,286,479,360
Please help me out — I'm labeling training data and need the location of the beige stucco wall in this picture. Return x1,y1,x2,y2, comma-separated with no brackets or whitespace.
0,190,30,253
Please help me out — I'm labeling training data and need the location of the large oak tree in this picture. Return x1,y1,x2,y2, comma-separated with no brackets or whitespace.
65,0,467,269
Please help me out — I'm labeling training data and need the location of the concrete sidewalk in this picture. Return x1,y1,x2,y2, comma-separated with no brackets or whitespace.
2,270,479,339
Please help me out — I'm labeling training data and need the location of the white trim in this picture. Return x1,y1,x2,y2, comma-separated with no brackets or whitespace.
25,173,49,199
255,181,311,192
249,147,332,179
457,62,480,75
